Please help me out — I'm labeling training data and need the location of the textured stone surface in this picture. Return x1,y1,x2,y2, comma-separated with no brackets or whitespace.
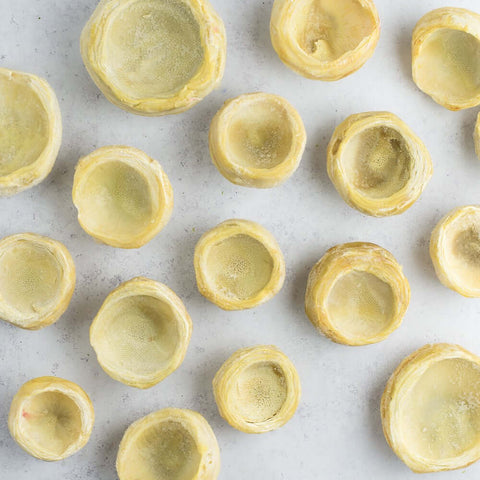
1,0,480,478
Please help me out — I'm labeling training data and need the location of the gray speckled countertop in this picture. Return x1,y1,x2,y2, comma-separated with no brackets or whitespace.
1,1,480,479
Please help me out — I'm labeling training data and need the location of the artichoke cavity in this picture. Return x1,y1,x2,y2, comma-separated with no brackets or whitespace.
232,362,287,423
227,101,293,169
0,242,62,316
327,270,395,337
121,422,201,480
21,391,83,458
400,358,480,461
103,0,204,98
299,0,376,62
206,234,274,300
417,29,480,105
0,74,48,176
343,127,412,198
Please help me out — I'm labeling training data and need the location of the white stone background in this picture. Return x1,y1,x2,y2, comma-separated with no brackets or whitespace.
1,0,480,478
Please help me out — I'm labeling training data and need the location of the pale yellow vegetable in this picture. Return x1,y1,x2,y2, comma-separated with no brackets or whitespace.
194,219,285,310
0,233,75,330
381,343,480,473
0,68,61,196
270,0,380,81
8,377,94,461
117,408,220,480
327,112,432,217
430,205,480,297
213,345,301,434
305,242,410,345
209,92,306,188
474,113,480,160
81,0,226,116
72,145,173,249
413,8,480,111
90,277,192,389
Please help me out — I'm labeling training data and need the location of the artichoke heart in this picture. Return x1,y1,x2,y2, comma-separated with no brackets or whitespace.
81,0,226,115
72,145,173,249
90,277,192,389
412,8,480,111
0,68,61,196
209,92,306,188
327,112,432,217
117,408,220,480
270,0,380,80
213,345,301,434
305,242,410,345
194,219,285,310
430,205,480,297
382,344,480,473
0,233,75,330
8,377,94,461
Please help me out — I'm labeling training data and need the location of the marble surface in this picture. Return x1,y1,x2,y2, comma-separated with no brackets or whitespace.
1,0,480,478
